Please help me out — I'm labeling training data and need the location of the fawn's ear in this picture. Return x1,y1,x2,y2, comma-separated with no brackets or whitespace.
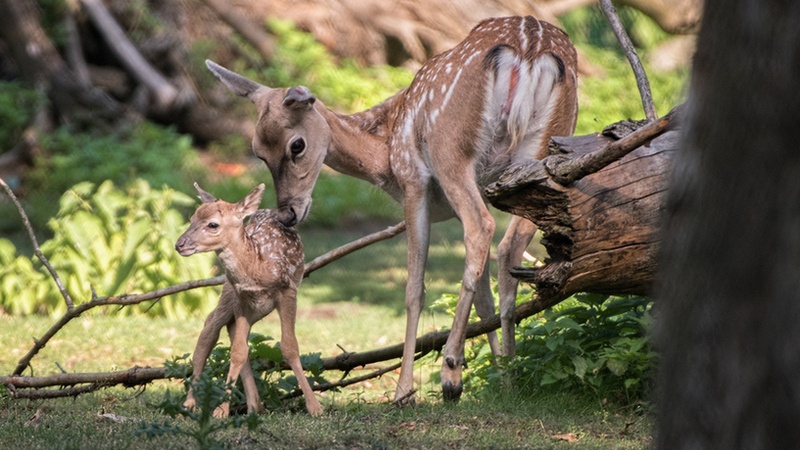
194,182,217,203
237,183,265,218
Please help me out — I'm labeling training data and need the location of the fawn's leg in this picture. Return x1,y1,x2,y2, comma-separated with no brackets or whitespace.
185,283,235,411
213,314,252,418
277,290,323,415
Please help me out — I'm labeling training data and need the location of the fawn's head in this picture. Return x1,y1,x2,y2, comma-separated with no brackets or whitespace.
206,60,330,227
175,183,265,256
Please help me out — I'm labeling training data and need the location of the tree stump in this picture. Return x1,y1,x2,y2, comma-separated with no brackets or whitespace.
486,119,680,303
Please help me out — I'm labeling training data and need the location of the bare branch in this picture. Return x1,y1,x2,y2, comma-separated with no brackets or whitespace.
304,221,406,276
599,0,658,121
546,103,682,185
0,176,74,310
11,276,227,376
79,0,181,111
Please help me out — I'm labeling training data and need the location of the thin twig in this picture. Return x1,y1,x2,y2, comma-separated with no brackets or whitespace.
0,176,74,309
303,221,406,276
599,0,657,121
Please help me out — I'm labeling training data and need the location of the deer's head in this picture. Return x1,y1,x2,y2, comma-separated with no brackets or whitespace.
175,183,265,256
206,60,330,226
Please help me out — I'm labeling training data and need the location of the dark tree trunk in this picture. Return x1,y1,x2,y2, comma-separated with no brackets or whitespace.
654,0,800,448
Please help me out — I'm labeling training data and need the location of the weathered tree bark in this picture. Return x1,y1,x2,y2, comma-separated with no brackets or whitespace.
654,0,800,448
486,113,679,304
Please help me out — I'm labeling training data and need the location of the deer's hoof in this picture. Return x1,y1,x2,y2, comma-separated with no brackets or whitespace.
442,380,463,402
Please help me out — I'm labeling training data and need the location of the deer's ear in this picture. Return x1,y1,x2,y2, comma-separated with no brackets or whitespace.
237,183,265,218
206,60,270,103
282,86,316,110
194,182,217,203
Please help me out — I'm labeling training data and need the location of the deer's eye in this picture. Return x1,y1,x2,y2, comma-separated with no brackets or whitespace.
207,222,219,229
289,138,306,157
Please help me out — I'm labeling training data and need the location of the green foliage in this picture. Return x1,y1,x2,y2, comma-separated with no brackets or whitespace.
0,179,219,317
29,122,203,199
0,82,44,153
255,19,414,112
467,294,655,405
140,372,260,450
167,332,328,414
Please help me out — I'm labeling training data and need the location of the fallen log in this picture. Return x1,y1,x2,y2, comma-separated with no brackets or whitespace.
485,108,682,303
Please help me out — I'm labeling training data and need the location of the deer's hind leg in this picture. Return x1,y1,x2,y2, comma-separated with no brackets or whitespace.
497,215,537,359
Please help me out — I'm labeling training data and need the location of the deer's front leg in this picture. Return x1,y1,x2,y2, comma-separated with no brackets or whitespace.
276,292,323,416
394,184,431,405
185,284,235,411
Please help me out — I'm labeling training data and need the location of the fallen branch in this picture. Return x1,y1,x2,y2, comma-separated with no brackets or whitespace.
599,0,657,121
304,221,406,276
80,0,180,111
11,276,226,376
2,295,559,398
546,103,682,185
0,177,73,309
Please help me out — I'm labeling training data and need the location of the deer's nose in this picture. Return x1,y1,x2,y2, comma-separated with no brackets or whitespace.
278,207,298,227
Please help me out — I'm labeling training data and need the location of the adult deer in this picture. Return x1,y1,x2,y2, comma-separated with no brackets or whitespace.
176,183,323,417
205,15,577,402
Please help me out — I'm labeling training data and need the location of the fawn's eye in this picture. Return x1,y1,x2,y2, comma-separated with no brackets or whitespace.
289,138,306,156
207,222,219,229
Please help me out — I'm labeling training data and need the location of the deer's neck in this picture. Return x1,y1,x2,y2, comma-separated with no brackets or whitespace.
215,228,258,286
318,95,404,198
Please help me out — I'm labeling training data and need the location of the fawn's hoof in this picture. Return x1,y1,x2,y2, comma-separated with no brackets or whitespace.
307,402,324,416
212,404,230,419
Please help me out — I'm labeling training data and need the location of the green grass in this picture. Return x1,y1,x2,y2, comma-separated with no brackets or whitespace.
0,383,651,449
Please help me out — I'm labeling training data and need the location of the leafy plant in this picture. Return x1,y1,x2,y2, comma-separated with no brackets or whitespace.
140,370,260,450
466,293,655,405
167,332,328,414
0,179,219,317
